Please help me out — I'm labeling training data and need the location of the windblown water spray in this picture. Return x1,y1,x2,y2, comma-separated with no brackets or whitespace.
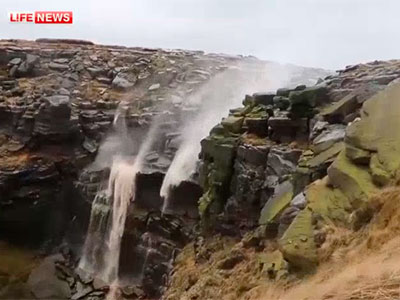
160,62,292,213
79,106,165,300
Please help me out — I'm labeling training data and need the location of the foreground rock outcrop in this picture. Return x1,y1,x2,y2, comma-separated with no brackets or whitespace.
165,60,400,299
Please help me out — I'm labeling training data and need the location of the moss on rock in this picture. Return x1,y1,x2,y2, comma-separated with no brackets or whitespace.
307,177,351,224
221,116,244,134
259,181,293,226
346,82,400,177
278,208,318,271
370,153,391,186
345,143,371,165
327,151,378,207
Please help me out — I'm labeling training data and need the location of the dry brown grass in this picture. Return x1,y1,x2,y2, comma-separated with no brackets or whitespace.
254,187,400,300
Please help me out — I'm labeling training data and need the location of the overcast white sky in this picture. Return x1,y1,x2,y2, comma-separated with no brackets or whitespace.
1,0,399,69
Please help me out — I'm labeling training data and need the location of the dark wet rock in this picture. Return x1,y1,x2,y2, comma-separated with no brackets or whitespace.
321,93,359,123
273,96,290,110
237,144,269,166
268,114,308,143
164,180,202,218
36,38,94,45
15,54,40,77
289,84,329,118
71,282,93,300
266,147,302,178
253,92,275,105
224,144,269,230
276,88,291,97
245,117,268,136
33,95,78,138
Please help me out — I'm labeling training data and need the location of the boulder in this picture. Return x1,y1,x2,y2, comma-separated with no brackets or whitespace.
28,255,71,299
245,117,268,136
345,143,371,165
276,88,291,97
221,116,244,134
273,96,290,110
306,142,344,170
87,67,106,78
259,250,288,280
33,95,73,137
306,177,351,224
290,192,307,209
9,57,22,65
111,74,135,90
278,208,318,271
16,54,40,77
268,115,308,143
253,92,275,106
289,84,329,118
320,93,359,123
346,82,400,177
49,62,69,71
266,147,302,178
327,151,377,206
237,144,269,166
370,153,391,186
312,124,346,154
259,181,293,225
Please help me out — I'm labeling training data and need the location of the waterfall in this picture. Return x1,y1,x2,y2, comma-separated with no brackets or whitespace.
79,107,163,300
79,157,138,285
103,157,138,283
160,62,290,212
78,191,110,274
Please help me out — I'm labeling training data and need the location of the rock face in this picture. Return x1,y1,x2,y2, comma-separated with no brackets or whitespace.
165,59,400,300
0,38,264,298
2,37,377,300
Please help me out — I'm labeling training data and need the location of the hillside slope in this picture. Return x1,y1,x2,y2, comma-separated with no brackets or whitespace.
164,60,400,300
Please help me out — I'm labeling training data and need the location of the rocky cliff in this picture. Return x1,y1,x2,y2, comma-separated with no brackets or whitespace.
164,60,400,300
0,38,339,300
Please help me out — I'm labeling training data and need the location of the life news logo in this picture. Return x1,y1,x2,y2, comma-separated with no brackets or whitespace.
9,11,73,24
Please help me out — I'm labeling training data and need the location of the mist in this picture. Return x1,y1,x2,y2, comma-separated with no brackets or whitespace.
160,61,304,210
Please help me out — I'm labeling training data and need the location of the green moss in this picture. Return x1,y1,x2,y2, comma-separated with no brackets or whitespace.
258,250,288,280
370,153,391,186
307,177,351,224
327,151,378,207
346,82,400,176
259,181,293,225
221,116,244,134
320,93,359,122
306,142,343,169
345,143,371,165
199,132,239,223
279,208,318,271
